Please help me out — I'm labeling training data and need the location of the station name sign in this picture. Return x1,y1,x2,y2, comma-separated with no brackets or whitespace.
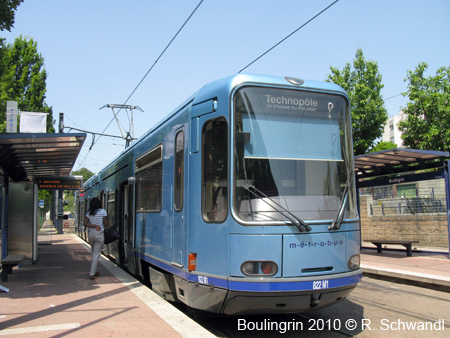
36,176,83,190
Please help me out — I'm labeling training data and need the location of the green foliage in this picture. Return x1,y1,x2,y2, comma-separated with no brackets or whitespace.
0,0,24,32
71,167,95,183
64,192,75,213
327,49,388,155
370,141,398,153
398,63,450,151
0,36,54,133
38,189,53,215
0,38,5,79
63,168,95,212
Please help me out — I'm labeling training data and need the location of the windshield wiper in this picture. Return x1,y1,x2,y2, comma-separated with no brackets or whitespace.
243,184,311,232
328,172,353,231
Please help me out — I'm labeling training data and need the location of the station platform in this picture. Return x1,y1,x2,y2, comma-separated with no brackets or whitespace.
0,230,215,338
1,231,449,337
361,242,450,291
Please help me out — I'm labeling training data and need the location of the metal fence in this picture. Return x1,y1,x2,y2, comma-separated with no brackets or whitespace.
361,178,447,216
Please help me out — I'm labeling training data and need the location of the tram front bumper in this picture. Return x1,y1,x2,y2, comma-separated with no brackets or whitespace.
221,284,356,315
176,269,362,315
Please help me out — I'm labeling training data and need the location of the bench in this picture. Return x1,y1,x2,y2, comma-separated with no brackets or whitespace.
367,240,419,257
1,255,25,282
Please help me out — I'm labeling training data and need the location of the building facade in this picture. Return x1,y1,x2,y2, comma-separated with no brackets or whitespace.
382,111,407,147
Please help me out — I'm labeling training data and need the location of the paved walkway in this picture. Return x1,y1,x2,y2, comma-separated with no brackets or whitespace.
0,232,215,338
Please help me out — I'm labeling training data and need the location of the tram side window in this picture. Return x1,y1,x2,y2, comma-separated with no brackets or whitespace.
202,118,228,222
136,145,163,212
84,199,88,224
107,191,115,227
174,130,184,211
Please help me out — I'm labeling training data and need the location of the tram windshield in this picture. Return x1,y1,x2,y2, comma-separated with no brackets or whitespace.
233,86,357,224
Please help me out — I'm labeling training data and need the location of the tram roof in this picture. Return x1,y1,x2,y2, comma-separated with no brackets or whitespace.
0,133,86,182
354,148,450,180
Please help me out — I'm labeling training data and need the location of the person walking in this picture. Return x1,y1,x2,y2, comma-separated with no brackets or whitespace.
83,197,108,280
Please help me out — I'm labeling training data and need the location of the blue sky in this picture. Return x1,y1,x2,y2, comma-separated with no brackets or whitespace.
3,0,449,173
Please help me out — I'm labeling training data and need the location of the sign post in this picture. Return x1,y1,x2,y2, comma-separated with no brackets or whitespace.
6,101,18,133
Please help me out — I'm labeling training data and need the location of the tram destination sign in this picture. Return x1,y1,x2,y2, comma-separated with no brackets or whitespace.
36,176,83,190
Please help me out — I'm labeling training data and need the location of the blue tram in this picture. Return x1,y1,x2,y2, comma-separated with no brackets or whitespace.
76,73,362,315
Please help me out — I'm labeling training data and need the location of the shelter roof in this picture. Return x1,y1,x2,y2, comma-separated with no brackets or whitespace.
354,148,449,179
0,133,86,182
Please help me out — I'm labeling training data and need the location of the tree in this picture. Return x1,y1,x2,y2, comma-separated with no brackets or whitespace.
0,0,24,32
398,63,450,151
63,168,95,212
0,38,5,79
370,141,398,153
72,167,95,183
38,189,53,216
0,35,54,133
327,49,388,155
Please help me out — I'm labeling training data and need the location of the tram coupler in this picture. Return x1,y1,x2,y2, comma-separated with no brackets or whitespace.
310,293,321,307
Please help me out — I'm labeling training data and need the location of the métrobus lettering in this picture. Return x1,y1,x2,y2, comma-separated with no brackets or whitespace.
265,94,318,107
289,240,344,249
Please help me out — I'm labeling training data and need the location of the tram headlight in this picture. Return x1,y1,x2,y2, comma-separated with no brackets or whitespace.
241,261,278,276
348,254,360,270
241,262,256,275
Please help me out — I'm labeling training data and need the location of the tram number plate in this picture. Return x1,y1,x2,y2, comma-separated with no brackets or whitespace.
198,276,209,284
313,280,329,290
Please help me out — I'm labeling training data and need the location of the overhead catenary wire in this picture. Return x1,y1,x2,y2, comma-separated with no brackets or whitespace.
385,92,406,100
95,0,204,141
238,0,340,73
121,0,205,108
78,1,339,169
64,126,125,140
77,0,204,169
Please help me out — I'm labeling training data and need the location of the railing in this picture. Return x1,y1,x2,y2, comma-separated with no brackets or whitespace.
367,197,446,216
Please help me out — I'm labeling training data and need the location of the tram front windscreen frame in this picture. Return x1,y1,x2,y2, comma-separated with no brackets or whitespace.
232,86,357,225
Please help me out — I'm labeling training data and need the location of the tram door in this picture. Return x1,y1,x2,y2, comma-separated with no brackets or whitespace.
121,181,136,274
172,129,187,265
